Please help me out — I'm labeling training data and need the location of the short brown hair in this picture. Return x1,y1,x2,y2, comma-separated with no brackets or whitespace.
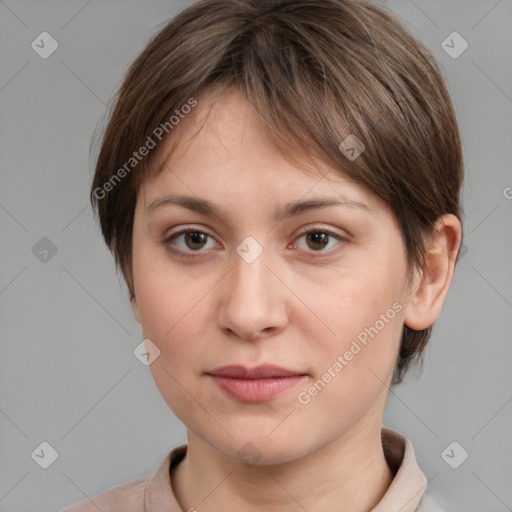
90,0,464,384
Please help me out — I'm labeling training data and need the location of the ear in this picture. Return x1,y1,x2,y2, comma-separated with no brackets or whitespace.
130,294,141,324
403,214,462,330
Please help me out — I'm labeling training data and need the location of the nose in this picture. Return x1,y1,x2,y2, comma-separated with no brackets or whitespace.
216,244,289,341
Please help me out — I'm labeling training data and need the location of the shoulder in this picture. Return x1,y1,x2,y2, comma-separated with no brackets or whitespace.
57,446,185,512
59,476,149,512
379,427,449,512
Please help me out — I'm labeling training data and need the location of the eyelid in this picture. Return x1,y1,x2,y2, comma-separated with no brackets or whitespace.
165,224,215,239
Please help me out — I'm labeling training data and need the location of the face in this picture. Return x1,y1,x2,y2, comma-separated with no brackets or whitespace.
130,90,412,465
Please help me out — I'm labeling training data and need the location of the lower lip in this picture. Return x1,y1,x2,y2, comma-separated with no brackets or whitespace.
209,375,306,402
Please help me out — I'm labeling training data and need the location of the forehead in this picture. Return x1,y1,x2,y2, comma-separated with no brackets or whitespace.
137,89,391,222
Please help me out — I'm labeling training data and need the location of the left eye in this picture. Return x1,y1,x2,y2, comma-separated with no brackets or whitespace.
294,229,344,253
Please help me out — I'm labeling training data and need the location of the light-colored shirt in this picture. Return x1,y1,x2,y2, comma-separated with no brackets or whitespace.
60,427,445,512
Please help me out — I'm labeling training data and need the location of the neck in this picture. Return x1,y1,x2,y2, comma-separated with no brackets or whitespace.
172,420,394,512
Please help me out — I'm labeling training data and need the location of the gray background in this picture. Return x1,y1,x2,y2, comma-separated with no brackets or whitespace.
0,1,511,511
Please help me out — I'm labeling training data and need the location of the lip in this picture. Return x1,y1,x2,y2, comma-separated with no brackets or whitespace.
206,365,308,402
208,364,305,379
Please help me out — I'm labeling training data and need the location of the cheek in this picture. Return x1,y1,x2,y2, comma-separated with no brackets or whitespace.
313,261,404,340
297,305,402,428
301,260,404,398
133,241,193,333
135,267,210,417
134,259,214,369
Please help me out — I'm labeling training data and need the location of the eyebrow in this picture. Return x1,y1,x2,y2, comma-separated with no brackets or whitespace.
147,194,372,223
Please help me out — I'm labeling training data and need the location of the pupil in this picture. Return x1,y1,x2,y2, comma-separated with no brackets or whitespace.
309,232,328,250
186,232,206,249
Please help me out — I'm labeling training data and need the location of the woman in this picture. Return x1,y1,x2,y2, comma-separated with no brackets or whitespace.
64,0,463,510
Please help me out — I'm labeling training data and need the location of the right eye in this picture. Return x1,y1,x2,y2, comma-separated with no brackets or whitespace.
164,227,220,258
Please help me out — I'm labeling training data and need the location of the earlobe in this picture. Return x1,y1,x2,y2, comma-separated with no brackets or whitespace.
130,294,141,324
403,214,462,331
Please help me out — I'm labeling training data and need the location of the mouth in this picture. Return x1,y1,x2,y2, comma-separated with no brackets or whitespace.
206,364,308,402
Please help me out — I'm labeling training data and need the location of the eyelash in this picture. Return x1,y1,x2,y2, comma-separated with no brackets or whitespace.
163,226,346,260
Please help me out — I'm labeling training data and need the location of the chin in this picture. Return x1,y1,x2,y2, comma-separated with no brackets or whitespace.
204,428,313,467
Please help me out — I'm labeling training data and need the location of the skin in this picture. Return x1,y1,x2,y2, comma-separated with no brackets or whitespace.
130,90,461,511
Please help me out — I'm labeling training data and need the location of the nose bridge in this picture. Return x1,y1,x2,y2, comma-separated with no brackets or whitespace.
228,238,274,309
217,237,287,339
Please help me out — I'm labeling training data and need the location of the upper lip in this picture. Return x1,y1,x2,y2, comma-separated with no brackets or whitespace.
207,364,306,379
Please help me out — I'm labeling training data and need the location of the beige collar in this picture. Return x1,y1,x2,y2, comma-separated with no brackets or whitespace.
144,427,427,512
